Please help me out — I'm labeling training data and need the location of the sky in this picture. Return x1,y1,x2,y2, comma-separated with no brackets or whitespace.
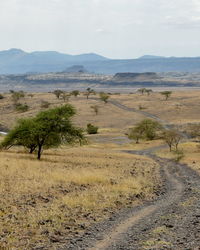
0,0,200,59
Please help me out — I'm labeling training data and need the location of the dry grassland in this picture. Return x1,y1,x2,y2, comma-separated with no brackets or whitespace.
0,146,160,249
0,90,199,248
117,91,200,125
0,92,144,131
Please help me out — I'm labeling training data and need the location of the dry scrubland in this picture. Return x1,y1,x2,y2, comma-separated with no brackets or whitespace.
0,146,160,249
118,91,200,125
0,90,200,248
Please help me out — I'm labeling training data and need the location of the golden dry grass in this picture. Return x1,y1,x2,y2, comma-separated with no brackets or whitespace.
117,91,200,125
0,146,160,249
156,141,200,174
0,90,200,248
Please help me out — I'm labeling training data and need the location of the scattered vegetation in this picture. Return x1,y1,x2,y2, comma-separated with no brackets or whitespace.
137,88,147,95
87,123,99,134
61,92,71,102
71,90,80,97
99,92,109,103
14,103,29,112
162,129,183,151
86,87,95,99
145,89,153,96
128,119,162,143
0,149,160,249
53,89,63,99
160,91,172,100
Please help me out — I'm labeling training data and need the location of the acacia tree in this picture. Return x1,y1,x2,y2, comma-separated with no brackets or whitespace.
127,119,163,143
145,89,153,96
71,90,80,97
86,88,95,99
160,91,172,100
61,92,71,102
162,129,182,151
137,88,146,95
127,126,144,143
1,105,85,159
53,90,63,99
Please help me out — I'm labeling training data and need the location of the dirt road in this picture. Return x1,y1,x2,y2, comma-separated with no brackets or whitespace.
63,100,200,250
64,148,200,249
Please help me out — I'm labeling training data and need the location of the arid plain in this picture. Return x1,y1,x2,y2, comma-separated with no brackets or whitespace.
0,90,200,249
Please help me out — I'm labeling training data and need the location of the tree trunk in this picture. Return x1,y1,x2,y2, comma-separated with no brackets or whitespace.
29,146,36,154
37,145,42,160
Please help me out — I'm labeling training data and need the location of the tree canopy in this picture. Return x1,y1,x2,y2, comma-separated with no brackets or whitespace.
1,105,85,159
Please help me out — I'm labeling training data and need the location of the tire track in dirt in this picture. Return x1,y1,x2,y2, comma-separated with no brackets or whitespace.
88,154,184,250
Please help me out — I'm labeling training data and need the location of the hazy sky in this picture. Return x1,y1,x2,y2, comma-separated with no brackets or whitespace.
0,0,200,58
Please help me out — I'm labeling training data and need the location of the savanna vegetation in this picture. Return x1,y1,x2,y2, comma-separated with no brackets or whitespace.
0,89,200,249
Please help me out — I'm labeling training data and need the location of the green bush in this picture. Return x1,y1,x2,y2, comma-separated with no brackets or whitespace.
87,123,98,134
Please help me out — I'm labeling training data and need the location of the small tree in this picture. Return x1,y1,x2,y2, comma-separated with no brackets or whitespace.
145,89,153,96
87,123,98,134
53,90,63,99
91,105,99,115
162,129,182,151
137,88,146,95
160,91,172,100
86,88,95,99
127,126,144,144
99,92,109,103
127,119,162,143
61,92,71,102
1,105,85,159
71,90,80,97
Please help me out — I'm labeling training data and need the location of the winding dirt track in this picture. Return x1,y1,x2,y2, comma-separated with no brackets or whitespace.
64,100,200,250
89,156,184,250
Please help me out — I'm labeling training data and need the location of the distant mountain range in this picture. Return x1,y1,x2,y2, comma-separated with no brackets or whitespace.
1,49,200,74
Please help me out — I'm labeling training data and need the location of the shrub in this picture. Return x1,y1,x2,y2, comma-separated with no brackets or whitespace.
173,149,184,163
87,123,98,134
0,94,4,99
15,103,29,112
99,92,109,103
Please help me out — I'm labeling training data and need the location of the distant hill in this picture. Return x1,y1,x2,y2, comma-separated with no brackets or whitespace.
0,49,108,74
138,55,166,59
1,49,200,74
